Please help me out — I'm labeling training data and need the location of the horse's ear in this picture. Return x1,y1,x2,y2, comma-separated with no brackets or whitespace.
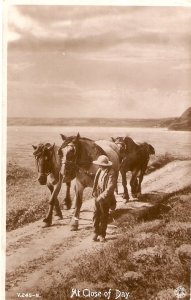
76,133,80,140
32,145,37,150
47,143,55,151
60,134,66,141
111,137,115,142
57,148,62,156
149,144,155,155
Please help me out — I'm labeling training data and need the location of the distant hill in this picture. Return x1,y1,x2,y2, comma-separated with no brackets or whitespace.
168,107,191,131
7,117,174,128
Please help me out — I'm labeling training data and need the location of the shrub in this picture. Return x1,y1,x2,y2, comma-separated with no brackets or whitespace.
147,153,190,174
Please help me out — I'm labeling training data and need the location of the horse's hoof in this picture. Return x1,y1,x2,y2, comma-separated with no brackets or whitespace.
70,220,79,231
123,194,129,201
70,226,78,231
123,194,129,199
54,215,63,220
42,221,51,228
63,199,72,210
63,204,71,210
54,212,63,218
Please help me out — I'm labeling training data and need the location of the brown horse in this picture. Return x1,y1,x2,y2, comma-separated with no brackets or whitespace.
111,136,155,201
32,143,72,227
58,133,120,230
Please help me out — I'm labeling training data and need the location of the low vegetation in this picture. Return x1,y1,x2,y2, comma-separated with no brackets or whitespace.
147,152,190,174
6,162,49,231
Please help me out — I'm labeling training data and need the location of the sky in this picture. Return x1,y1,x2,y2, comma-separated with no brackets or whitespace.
7,4,191,118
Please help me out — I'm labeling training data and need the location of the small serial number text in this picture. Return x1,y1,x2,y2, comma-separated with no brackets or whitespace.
17,293,41,298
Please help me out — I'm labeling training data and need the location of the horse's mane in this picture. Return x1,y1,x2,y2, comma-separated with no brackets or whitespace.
124,136,139,146
96,140,120,155
78,138,106,161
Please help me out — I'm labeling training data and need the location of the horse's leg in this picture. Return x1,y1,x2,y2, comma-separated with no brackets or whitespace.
70,179,84,231
137,166,146,197
63,181,72,210
115,171,119,195
47,182,63,219
130,169,139,199
43,180,62,227
136,175,143,198
121,170,129,201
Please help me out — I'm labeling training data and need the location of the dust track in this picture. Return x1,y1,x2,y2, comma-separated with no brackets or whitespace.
6,160,191,299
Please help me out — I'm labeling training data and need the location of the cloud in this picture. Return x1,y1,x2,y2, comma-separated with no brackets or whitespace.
7,6,191,119
8,6,47,40
8,5,191,55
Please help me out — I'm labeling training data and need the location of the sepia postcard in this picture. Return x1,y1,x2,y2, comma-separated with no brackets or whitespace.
3,1,191,299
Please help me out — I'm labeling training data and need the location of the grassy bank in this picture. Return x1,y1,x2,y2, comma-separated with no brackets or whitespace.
146,152,190,174
41,187,191,300
6,162,50,231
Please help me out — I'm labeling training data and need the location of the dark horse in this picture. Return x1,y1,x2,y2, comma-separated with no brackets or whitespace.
112,136,155,201
58,133,120,230
32,143,72,227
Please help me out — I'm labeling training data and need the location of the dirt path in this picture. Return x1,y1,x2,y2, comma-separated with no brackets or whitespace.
6,160,191,299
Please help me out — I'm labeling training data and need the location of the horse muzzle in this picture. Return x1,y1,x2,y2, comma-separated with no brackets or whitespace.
38,174,47,185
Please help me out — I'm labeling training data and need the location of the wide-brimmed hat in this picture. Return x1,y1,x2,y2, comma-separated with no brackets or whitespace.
93,155,112,166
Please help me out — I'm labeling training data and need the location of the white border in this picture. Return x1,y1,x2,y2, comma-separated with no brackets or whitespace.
2,2,191,300
3,0,191,7
1,1,6,300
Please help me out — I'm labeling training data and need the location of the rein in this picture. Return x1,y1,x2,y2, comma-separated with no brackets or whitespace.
62,159,93,177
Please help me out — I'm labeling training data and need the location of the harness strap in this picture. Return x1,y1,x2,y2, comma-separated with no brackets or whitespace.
78,168,94,178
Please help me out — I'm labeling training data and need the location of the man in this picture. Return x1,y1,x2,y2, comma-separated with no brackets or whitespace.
92,155,117,242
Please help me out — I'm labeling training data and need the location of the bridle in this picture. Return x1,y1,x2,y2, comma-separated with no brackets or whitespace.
33,146,54,177
58,142,92,176
115,141,127,153
59,143,78,169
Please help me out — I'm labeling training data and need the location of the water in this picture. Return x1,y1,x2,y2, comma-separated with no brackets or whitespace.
7,126,191,168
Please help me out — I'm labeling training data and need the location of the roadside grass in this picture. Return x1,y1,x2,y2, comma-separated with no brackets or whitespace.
146,152,190,174
6,162,48,231
6,162,75,231
41,188,191,300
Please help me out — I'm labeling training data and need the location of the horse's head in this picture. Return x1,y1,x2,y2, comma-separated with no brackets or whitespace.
138,142,155,158
58,133,80,182
111,137,127,158
148,144,155,155
32,143,55,185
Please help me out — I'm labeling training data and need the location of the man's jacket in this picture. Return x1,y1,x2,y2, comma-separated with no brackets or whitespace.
92,167,117,201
